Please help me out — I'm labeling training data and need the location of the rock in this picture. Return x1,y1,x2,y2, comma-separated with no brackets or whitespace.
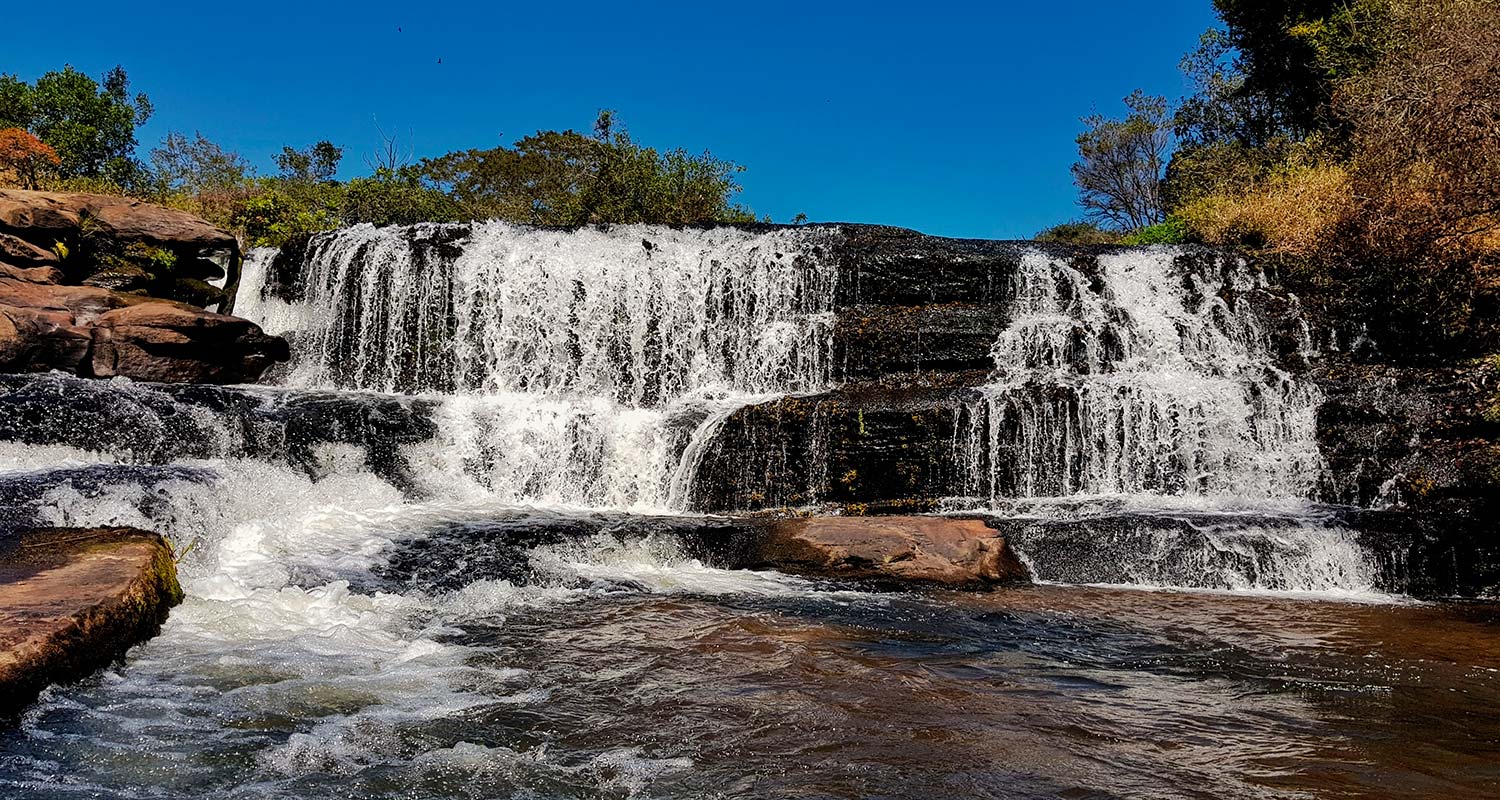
693,385,979,513
0,263,64,284
90,301,291,384
0,189,242,311
0,189,236,254
0,303,93,373
0,232,59,267
751,515,1029,586
0,527,183,719
81,263,154,294
0,274,289,383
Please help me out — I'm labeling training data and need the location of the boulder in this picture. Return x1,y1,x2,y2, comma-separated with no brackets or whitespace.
90,301,291,384
0,189,242,312
0,190,286,384
752,515,1029,586
0,527,183,719
0,275,288,383
0,232,59,267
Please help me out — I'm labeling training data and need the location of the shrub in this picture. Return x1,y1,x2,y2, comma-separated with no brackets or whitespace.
0,127,60,188
1122,216,1191,245
1177,163,1352,256
1034,221,1123,245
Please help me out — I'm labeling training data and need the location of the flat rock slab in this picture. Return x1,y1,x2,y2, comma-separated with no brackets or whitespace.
757,515,1030,587
0,527,183,719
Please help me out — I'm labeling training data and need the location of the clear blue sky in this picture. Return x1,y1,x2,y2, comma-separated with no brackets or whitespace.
2,1,1218,239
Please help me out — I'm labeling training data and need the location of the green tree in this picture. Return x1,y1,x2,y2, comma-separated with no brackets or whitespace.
0,65,153,186
1072,91,1172,231
150,131,253,195
275,140,344,183
419,111,754,225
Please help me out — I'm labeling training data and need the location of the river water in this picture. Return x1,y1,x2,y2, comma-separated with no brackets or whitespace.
1,225,1495,798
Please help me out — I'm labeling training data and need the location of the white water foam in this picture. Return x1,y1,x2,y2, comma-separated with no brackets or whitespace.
959,248,1323,502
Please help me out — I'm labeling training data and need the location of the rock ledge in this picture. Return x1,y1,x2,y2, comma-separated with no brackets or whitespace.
0,527,183,719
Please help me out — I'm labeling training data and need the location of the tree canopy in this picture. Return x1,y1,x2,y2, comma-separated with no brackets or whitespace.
0,65,152,187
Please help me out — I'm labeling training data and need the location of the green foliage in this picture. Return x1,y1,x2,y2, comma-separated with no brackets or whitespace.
341,167,461,227
1121,216,1191,245
0,65,152,187
419,111,754,225
229,180,345,248
1034,221,1123,245
275,141,343,183
150,131,253,195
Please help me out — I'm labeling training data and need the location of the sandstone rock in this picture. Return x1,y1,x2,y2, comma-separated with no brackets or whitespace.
754,515,1029,586
0,232,59,266
0,303,92,372
0,527,183,718
0,263,64,284
0,189,236,253
0,276,288,383
90,301,290,384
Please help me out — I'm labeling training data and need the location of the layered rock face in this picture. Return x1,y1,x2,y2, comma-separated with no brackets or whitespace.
0,190,287,383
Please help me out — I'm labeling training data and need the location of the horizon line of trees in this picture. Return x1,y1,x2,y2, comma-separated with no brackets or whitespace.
0,66,784,247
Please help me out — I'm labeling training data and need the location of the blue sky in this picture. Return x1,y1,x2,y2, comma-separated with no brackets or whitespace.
2,1,1219,239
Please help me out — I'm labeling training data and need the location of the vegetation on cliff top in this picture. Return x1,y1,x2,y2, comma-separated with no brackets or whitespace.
1046,0,1500,359
0,68,759,247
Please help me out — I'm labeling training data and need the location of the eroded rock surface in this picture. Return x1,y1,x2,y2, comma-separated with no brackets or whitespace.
0,189,287,383
751,515,1029,586
0,527,183,718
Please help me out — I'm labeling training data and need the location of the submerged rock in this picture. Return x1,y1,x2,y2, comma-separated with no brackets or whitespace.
0,527,183,719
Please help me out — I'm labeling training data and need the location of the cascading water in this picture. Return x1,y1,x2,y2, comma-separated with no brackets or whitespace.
957,248,1323,501
4,226,1463,800
240,222,838,510
944,247,1361,591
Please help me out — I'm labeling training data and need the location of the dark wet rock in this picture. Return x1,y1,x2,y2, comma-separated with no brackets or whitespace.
833,303,1006,381
693,385,980,513
0,373,438,489
0,526,182,719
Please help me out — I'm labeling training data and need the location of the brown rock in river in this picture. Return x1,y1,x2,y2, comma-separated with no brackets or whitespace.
0,190,287,383
757,515,1030,586
90,301,290,384
0,527,184,719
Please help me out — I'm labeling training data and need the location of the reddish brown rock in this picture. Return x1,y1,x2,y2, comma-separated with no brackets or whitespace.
90,301,290,383
0,527,183,719
757,515,1030,586
0,275,287,383
0,189,236,253
0,262,65,284
0,232,59,267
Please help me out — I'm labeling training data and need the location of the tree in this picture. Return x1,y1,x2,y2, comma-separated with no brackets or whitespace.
275,140,344,183
150,131,252,195
0,128,61,189
418,111,754,225
0,66,152,186
1072,91,1171,231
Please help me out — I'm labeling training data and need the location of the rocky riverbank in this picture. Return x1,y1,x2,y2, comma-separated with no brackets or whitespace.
0,527,182,719
0,189,288,383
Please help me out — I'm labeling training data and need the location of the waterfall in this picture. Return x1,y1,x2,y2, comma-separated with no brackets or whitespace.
238,222,840,510
958,248,1323,503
